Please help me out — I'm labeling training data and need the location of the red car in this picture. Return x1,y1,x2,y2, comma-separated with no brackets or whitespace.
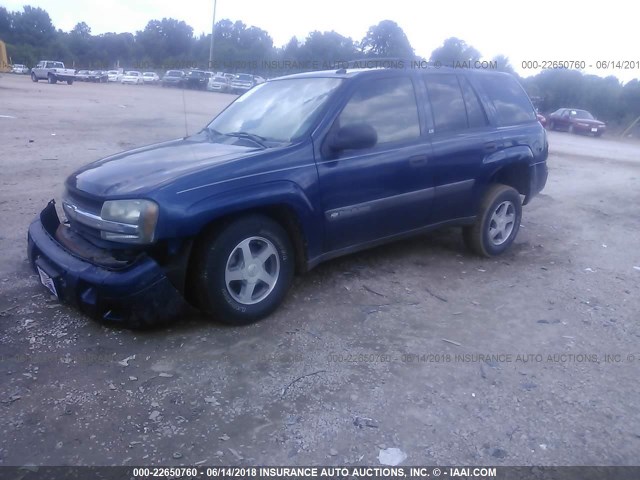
547,108,606,137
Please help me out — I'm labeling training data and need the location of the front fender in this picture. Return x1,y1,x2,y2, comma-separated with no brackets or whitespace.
157,180,323,259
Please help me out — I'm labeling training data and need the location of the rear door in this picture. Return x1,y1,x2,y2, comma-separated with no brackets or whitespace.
316,74,434,252
422,72,502,223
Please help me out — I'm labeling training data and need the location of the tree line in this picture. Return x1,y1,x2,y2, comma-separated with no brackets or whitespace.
1,5,638,127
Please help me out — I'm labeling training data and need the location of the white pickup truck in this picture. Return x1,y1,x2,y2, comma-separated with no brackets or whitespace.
31,60,75,85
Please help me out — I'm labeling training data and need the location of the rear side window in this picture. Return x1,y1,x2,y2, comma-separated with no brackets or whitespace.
424,74,468,133
459,76,488,128
477,74,536,125
338,76,420,144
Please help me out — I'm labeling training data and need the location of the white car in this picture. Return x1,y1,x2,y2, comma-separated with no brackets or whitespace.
107,70,123,82
207,75,230,92
142,72,160,84
12,64,29,74
121,71,143,85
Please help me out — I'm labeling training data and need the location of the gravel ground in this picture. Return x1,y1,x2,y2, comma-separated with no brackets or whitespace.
1,73,639,467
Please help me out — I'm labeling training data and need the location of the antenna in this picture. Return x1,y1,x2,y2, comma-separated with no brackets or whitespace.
182,84,189,137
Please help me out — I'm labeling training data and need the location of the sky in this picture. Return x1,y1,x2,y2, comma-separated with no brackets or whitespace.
4,0,639,83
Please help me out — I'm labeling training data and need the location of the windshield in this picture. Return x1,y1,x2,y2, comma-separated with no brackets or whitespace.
208,77,342,143
571,110,594,120
166,70,182,77
236,74,253,81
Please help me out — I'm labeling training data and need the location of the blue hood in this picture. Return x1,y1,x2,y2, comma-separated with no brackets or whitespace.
67,134,259,197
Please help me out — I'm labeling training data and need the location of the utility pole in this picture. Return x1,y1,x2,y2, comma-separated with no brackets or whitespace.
208,0,217,71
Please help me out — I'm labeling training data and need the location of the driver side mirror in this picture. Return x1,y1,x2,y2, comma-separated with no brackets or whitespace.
328,123,378,154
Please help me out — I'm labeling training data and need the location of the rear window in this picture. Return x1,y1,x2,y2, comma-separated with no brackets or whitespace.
424,74,468,133
477,74,536,125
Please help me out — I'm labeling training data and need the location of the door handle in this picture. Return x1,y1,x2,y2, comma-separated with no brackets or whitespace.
409,154,428,166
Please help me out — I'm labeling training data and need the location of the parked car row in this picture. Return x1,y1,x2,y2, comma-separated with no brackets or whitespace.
17,63,266,94
209,72,265,94
75,70,109,83
160,69,215,90
160,70,265,93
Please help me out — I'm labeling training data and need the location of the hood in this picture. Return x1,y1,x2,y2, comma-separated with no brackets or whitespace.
67,134,259,197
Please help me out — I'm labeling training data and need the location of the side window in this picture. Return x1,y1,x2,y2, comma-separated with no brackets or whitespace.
424,74,468,133
459,76,488,128
337,76,420,145
477,74,536,125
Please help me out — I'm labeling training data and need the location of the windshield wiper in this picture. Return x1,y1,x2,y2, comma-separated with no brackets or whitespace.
225,131,268,148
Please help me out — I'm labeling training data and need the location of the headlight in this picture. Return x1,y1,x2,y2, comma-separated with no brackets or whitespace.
100,199,159,244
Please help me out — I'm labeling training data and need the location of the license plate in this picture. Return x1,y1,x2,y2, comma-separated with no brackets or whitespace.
591,127,598,132
37,266,58,298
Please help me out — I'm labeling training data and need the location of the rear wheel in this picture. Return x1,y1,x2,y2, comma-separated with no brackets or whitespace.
67,79,73,85
194,215,295,325
463,184,522,257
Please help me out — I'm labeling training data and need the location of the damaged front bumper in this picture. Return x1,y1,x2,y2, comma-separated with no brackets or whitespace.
27,200,186,327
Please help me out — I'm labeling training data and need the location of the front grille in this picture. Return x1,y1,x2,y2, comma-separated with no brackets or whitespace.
63,190,103,240
64,190,102,216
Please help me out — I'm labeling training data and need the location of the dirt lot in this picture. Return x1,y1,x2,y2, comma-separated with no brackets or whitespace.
1,73,639,467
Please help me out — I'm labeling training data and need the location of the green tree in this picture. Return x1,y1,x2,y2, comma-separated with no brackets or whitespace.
492,54,516,76
136,18,194,67
298,30,356,64
0,7,11,41
10,6,55,46
360,20,414,58
430,37,480,64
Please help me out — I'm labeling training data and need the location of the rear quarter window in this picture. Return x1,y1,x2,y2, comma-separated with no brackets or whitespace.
477,74,536,125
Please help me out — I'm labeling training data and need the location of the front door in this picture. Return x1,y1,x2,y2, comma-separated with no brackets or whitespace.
316,74,434,252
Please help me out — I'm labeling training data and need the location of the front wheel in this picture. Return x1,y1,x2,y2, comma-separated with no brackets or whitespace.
47,75,57,84
194,215,295,325
463,184,522,257
31,73,38,82
67,79,73,85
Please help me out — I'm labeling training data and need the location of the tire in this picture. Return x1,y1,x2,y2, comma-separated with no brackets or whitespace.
463,184,522,257
31,73,38,82
48,75,57,84
194,215,295,325
67,79,73,85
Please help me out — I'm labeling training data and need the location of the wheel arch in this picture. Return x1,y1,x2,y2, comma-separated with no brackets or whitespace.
182,203,309,309
484,146,534,198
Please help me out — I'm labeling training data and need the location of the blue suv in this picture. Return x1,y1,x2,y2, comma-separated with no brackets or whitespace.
28,67,548,327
